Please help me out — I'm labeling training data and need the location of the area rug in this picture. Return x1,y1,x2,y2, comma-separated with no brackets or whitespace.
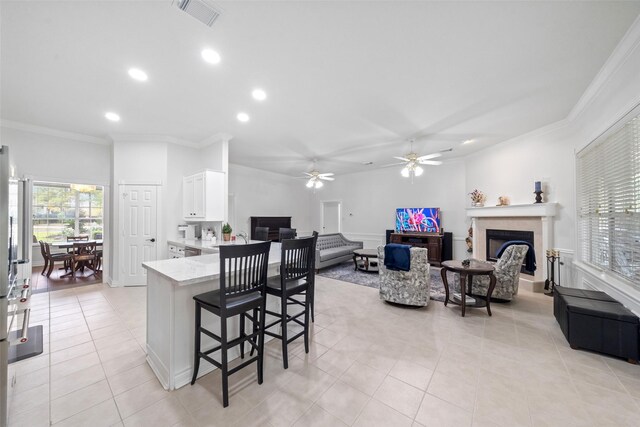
317,261,448,302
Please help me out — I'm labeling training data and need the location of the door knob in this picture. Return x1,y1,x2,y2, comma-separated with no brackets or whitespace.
147,238,156,243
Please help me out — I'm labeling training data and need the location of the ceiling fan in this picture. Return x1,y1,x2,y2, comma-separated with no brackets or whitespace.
391,139,442,181
303,170,334,189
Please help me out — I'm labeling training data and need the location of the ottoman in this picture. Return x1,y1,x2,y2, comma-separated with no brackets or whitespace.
563,296,639,363
554,286,618,338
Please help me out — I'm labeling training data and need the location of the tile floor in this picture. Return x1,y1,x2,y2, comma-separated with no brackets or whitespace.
7,275,640,426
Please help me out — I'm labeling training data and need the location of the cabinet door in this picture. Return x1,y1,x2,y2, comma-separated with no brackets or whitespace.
193,173,205,218
183,176,195,218
204,171,225,221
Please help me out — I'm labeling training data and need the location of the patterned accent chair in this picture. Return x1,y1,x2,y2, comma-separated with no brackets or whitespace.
452,244,529,301
378,245,430,307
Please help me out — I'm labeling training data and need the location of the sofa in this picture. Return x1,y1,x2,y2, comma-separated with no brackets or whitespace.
378,245,430,306
315,233,363,270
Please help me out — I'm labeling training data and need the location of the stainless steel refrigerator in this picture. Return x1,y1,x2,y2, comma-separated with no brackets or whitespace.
0,146,33,426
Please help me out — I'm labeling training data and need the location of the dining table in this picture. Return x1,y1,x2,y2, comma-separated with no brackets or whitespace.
50,240,103,277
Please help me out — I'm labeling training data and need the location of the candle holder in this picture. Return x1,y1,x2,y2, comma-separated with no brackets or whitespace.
534,191,543,204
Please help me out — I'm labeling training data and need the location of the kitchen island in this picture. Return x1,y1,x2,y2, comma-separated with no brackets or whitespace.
142,243,281,390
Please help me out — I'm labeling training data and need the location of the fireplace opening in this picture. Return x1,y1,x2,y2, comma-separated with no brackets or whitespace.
486,229,534,275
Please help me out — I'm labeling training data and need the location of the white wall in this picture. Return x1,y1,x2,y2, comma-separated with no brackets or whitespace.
0,125,112,269
228,163,313,236
463,17,640,312
310,161,468,258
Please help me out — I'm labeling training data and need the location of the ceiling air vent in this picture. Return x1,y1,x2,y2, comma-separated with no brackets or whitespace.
174,0,222,27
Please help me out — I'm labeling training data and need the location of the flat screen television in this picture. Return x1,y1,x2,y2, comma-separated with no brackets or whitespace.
395,208,441,233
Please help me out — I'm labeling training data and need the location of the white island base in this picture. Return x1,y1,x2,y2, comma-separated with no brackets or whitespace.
143,250,281,390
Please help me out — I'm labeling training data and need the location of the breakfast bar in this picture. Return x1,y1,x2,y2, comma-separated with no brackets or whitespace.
142,244,281,390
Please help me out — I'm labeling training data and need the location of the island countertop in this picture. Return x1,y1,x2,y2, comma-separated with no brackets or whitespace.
142,243,281,286
167,238,265,254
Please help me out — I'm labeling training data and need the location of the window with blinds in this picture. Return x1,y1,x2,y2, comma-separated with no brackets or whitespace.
577,112,640,285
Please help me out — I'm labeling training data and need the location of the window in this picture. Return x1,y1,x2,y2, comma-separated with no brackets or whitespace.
577,111,640,284
32,182,104,242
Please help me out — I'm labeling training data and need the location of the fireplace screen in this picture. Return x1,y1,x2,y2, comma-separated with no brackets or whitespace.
486,229,534,275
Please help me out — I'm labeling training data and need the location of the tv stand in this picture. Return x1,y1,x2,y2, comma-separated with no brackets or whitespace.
389,232,452,266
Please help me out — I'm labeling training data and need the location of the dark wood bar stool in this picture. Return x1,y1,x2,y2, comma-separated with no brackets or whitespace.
191,241,271,407
255,227,269,241
262,236,315,369
278,227,297,241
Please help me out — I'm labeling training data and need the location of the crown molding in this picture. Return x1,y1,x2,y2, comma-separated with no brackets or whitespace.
200,132,233,147
0,119,110,145
568,14,640,121
108,134,200,148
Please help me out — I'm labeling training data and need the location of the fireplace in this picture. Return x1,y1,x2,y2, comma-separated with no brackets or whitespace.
486,229,534,275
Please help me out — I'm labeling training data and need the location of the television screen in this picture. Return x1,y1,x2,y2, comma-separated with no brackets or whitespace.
395,208,440,233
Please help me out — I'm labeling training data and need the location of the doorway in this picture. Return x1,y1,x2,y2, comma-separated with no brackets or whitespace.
119,185,157,286
321,201,341,234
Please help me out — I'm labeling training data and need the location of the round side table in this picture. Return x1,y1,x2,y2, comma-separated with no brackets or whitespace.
440,260,497,317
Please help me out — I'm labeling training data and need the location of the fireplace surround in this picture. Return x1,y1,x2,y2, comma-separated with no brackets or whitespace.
485,229,534,274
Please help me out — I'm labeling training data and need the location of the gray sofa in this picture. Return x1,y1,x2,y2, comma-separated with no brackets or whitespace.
315,233,363,270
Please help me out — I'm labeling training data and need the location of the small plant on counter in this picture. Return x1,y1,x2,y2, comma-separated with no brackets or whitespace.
222,223,232,241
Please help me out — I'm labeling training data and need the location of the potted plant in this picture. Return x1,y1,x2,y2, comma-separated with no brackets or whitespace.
469,189,487,207
222,223,232,241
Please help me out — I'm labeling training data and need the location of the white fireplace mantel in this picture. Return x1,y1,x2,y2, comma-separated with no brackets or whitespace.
466,202,559,292
466,202,558,218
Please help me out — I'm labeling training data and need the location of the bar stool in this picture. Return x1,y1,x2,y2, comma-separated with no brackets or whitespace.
191,241,271,408
263,236,315,369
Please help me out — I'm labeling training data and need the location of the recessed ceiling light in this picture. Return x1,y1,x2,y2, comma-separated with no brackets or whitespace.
362,161,373,165
463,139,474,145
105,112,120,122
252,88,267,101
201,48,221,64
128,68,148,81
237,112,249,122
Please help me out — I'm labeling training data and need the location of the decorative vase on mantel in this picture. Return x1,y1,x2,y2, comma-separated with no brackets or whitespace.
469,189,487,208
472,202,484,208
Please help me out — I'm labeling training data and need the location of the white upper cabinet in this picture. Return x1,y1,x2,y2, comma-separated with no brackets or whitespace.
183,170,225,221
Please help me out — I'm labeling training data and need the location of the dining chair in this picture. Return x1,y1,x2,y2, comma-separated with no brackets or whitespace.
278,228,296,241
38,241,49,276
42,242,73,278
254,227,269,241
71,241,98,279
191,241,271,407
262,236,315,369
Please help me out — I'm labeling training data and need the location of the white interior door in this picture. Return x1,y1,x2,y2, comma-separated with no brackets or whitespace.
322,201,341,234
120,185,157,286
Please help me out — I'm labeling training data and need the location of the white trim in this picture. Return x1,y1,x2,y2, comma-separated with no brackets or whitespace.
108,134,199,148
569,14,640,121
117,180,163,186
466,203,558,218
1,119,110,145
573,260,640,316
199,132,233,147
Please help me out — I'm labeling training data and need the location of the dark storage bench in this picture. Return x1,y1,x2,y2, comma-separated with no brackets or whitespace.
554,286,639,363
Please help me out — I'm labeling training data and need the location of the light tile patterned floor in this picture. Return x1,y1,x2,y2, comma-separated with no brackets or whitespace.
7,275,640,426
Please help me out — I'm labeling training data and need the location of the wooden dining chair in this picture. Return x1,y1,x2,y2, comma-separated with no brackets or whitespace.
42,242,73,278
71,241,97,279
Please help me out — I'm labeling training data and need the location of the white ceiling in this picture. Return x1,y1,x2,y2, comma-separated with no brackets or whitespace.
2,1,639,176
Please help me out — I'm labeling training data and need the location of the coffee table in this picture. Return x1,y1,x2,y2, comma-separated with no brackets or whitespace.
440,260,496,317
353,249,379,272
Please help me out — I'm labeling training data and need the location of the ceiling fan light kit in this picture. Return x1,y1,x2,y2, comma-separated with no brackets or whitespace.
303,168,334,190
395,139,442,182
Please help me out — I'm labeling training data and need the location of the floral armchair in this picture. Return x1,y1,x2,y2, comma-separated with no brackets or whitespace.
452,244,529,301
378,246,430,306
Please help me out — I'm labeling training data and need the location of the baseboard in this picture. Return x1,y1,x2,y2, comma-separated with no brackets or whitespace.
146,345,170,390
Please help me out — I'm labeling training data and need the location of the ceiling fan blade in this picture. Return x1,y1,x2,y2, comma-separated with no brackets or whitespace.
303,172,314,177
318,172,334,177
378,162,406,168
416,153,442,161
320,176,335,181
393,156,410,162
419,160,443,166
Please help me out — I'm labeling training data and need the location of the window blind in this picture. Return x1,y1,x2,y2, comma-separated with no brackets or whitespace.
577,113,640,284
